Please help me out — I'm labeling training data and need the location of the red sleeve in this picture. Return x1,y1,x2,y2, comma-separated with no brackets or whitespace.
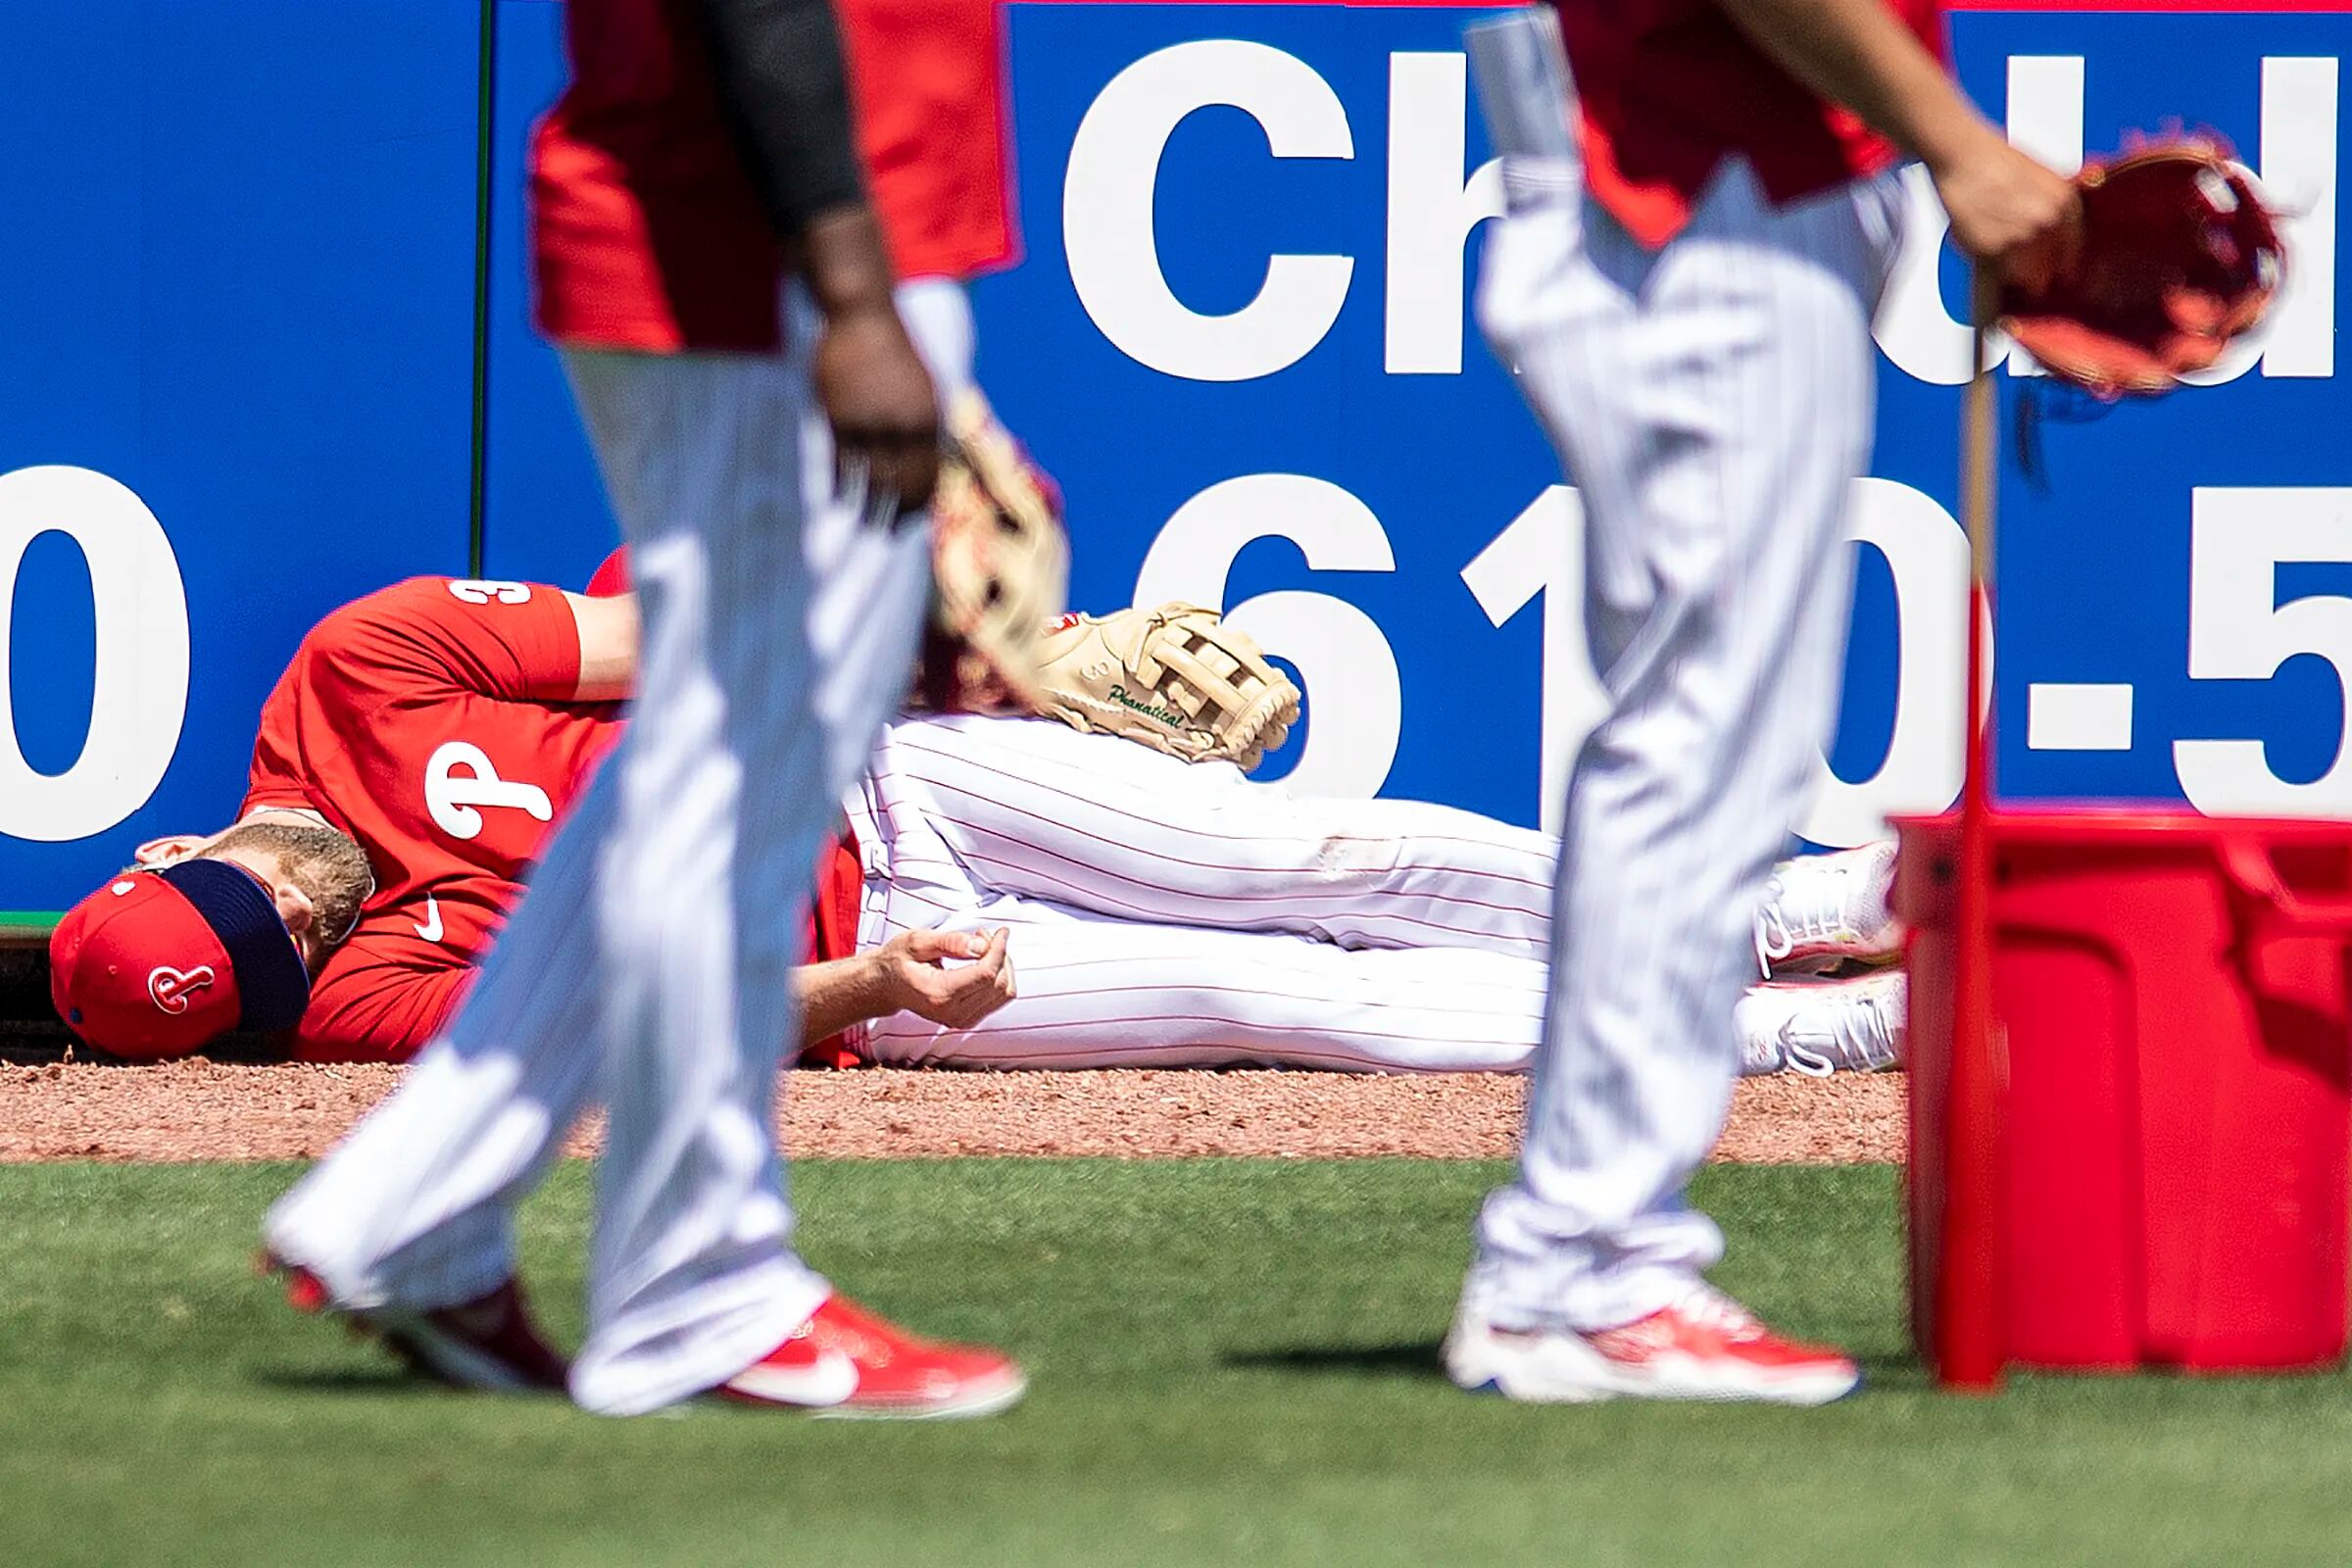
242,661,317,814
838,0,1017,281
310,578,585,708
289,939,476,1063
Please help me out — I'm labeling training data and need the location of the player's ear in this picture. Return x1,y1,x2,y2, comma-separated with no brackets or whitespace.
275,884,317,936
133,834,209,866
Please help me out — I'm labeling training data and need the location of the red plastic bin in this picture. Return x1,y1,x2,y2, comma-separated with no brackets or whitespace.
1896,808,2352,1373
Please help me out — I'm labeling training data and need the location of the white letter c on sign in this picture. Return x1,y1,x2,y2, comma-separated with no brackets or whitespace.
1064,40,1355,382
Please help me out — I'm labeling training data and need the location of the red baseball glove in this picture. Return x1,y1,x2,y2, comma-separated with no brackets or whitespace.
2001,136,2284,398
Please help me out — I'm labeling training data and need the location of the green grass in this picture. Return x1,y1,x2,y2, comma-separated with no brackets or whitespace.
3,1159,2346,1567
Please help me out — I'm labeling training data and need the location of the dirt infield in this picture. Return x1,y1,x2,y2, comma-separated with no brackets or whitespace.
0,1059,1901,1163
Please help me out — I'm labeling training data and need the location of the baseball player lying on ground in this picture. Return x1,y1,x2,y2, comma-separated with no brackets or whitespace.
49,575,1905,1075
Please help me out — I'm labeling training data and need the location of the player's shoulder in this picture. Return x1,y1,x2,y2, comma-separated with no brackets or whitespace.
299,576,565,677
310,576,553,640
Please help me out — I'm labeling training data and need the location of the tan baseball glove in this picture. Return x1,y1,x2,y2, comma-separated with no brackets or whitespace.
1034,603,1301,772
917,389,1070,712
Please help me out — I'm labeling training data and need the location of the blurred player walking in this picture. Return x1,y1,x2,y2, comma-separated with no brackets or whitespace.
1447,0,2078,1403
262,0,1024,1415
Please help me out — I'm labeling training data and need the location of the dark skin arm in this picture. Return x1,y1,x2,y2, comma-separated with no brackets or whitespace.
695,0,940,510
1708,0,2081,294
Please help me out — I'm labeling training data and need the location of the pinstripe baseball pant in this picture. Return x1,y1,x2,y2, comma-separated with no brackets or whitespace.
1466,155,1906,1333
847,713,1555,1070
264,294,934,1414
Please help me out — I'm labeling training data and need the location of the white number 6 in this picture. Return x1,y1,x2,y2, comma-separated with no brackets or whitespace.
1134,473,1401,796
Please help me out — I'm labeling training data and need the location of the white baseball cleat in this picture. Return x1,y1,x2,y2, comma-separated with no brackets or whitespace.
1737,968,1907,1077
1445,1284,1862,1406
1753,841,1902,976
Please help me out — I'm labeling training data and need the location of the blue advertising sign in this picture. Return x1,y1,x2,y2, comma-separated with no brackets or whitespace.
6,0,2348,923
971,0,2352,841
0,0,481,917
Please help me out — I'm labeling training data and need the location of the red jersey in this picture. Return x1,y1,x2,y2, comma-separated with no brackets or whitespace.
1554,0,1945,247
532,0,1018,352
838,0,1019,282
239,575,868,1061
531,0,787,352
242,579,621,1059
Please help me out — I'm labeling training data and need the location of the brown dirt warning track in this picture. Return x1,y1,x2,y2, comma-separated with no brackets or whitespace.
0,1057,1901,1163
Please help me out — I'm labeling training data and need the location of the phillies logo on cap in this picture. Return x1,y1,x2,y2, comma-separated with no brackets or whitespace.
147,964,218,1015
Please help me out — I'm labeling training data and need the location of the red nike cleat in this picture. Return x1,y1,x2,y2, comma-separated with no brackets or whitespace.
716,1294,1026,1419
264,1254,569,1394
1446,1285,1860,1406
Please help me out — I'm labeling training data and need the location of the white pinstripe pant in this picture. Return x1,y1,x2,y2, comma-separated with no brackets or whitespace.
846,715,1554,1071
1468,156,1905,1332
264,301,934,1414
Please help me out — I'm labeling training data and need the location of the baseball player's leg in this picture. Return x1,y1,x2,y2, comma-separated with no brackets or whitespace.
864,892,1544,1071
1464,160,1904,1335
863,714,1555,956
562,330,931,1416
263,335,928,1397
895,277,977,407
854,845,1885,1074
260,762,618,1311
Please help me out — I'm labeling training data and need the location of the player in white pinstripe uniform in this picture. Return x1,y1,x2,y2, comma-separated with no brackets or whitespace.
259,0,1026,1417
842,712,1904,1076
1444,0,2079,1404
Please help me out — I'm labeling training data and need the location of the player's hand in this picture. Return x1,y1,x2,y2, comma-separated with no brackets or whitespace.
814,304,941,521
1931,129,2083,300
873,926,1015,1030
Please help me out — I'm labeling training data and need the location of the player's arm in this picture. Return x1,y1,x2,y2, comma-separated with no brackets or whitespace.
319,580,628,708
291,953,473,1063
1705,0,2079,286
794,926,1014,1039
696,0,940,508
563,591,640,703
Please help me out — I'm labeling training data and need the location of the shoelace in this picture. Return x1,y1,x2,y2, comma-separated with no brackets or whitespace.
1778,992,1896,1078
1752,865,1857,973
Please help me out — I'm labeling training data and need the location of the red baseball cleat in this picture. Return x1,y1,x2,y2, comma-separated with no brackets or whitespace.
1446,1285,1860,1406
264,1255,569,1394
716,1294,1027,1419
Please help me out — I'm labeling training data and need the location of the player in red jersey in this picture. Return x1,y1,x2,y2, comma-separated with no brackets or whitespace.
253,0,1024,1417
48,577,1010,1065
1444,0,2079,1404
54,567,1901,1081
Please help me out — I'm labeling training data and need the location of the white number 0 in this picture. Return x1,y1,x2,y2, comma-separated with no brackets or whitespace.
0,466,191,843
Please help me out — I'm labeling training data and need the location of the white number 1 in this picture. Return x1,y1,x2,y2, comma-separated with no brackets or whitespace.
1458,485,1604,834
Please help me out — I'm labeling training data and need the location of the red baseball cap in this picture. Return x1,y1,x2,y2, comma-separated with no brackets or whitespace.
49,859,313,1059
585,547,630,598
